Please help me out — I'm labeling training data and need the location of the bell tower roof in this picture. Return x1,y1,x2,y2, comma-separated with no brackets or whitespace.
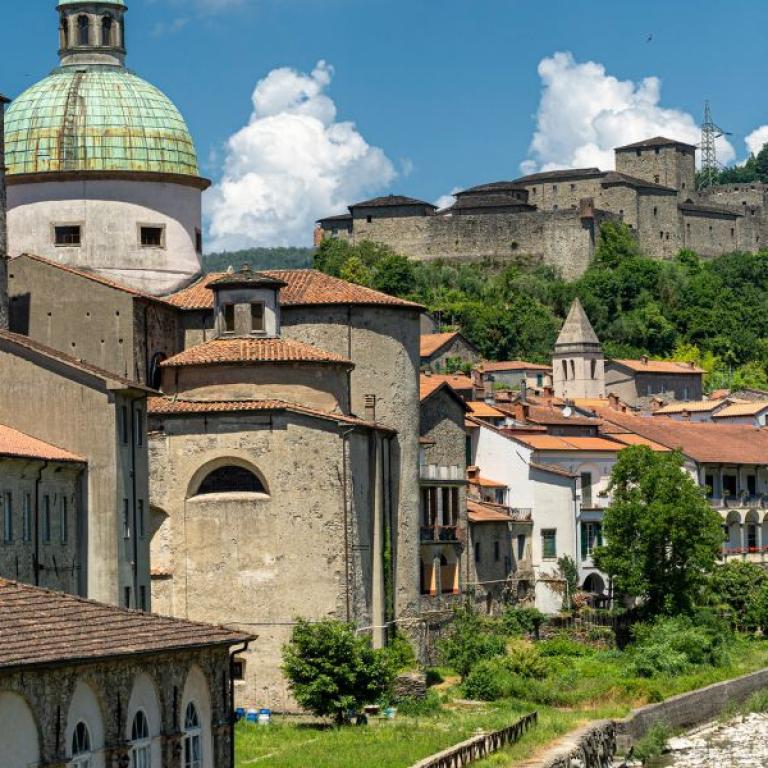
555,298,601,353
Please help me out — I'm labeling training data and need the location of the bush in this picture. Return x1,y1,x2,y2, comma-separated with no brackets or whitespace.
538,635,592,658
707,561,768,631
394,689,443,717
504,640,548,678
462,658,510,701
383,631,417,672
501,606,546,637
632,723,670,762
282,619,395,723
439,607,507,680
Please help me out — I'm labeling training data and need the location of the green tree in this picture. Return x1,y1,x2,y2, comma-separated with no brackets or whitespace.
438,606,506,680
282,619,395,723
557,555,580,611
594,446,724,616
707,561,768,631
594,221,641,267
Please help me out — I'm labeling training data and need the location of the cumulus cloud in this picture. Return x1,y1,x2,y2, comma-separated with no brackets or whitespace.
745,126,768,158
435,187,461,211
205,61,397,250
524,52,735,173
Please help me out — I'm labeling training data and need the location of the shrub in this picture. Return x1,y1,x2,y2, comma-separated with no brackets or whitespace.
632,723,670,762
394,689,443,717
504,640,548,679
538,635,592,658
462,658,510,701
631,643,689,678
282,619,395,723
439,607,507,680
501,606,546,637
383,631,417,672
707,560,768,631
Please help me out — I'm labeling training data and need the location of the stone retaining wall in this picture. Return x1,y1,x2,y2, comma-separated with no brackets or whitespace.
517,722,615,768
409,712,537,768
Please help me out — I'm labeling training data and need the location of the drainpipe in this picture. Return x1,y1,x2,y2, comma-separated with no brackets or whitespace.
340,426,356,622
34,461,49,586
129,396,140,607
229,640,251,768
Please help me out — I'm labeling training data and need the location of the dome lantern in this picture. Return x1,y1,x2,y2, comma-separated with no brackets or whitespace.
57,1,127,68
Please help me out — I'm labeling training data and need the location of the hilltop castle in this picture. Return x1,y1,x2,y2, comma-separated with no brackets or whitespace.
317,137,768,278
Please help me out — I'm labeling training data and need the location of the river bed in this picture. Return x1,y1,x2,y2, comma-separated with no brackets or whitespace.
646,712,768,766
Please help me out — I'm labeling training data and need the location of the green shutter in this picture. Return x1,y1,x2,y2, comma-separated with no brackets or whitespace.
581,524,588,561
597,523,603,547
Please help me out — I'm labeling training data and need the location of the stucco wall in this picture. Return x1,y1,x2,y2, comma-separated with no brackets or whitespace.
7,177,202,295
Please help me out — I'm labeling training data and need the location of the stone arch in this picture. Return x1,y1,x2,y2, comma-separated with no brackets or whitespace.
745,509,761,551
583,573,605,595
126,673,163,767
725,509,743,551
66,680,105,768
181,665,213,768
186,457,269,499
0,691,40,768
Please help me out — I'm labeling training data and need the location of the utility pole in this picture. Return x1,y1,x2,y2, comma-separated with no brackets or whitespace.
698,101,730,191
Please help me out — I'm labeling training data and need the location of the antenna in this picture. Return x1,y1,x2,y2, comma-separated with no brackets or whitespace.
698,101,731,191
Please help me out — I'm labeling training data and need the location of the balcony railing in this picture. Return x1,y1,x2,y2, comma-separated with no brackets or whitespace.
710,494,766,509
722,545,767,556
420,525,461,543
508,508,533,523
420,464,463,482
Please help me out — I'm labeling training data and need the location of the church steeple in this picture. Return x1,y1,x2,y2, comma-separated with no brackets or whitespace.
58,1,127,68
553,298,605,400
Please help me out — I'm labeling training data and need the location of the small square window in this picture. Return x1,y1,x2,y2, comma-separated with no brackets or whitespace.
232,658,246,681
223,304,236,333
140,226,165,248
54,225,81,246
366,215,373,224
251,303,265,333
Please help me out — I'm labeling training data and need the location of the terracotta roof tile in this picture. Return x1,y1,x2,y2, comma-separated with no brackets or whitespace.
419,376,470,410
147,397,393,432
610,359,705,375
712,402,768,418
511,434,626,452
467,499,516,523
420,373,473,392
654,399,728,415
167,270,421,311
614,136,696,151
160,337,353,368
0,424,85,463
467,401,506,418
0,578,252,670
420,332,461,358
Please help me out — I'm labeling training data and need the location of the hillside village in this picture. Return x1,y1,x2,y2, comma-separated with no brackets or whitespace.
3,3,768,768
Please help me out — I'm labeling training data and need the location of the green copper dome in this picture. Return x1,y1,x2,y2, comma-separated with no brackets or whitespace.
5,66,199,177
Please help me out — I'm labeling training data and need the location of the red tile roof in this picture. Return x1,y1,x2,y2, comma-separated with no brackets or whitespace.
467,499,517,524
420,332,461,358
420,373,473,392
712,402,768,418
12,253,174,306
160,337,353,368
167,270,421,311
0,578,252,670
147,397,393,432
419,375,470,410
610,359,705,375
0,424,85,463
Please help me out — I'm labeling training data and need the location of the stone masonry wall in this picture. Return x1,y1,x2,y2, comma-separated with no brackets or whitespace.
0,97,8,330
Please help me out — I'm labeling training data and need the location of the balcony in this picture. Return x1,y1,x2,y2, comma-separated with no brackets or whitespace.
709,494,767,510
508,508,533,523
420,464,463,482
420,525,462,543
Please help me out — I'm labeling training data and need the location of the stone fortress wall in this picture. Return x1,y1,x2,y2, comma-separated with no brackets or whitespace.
318,137,768,278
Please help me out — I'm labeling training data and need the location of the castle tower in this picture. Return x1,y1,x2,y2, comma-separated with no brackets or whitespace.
614,137,696,200
0,94,9,330
4,1,209,295
553,298,605,400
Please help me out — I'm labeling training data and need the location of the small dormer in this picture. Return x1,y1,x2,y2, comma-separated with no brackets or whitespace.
209,266,287,339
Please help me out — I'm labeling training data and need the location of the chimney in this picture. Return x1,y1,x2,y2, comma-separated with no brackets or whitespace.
484,374,496,405
513,402,530,422
542,385,555,400
0,94,8,331
608,393,620,411
578,197,595,219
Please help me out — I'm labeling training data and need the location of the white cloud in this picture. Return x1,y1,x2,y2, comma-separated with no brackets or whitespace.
745,126,768,158
205,61,397,250
524,51,735,173
434,187,461,211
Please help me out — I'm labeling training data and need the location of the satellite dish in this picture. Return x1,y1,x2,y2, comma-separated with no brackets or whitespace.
562,406,573,418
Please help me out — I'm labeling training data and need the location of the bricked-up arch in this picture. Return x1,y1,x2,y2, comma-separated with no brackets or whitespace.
66,681,105,768
187,457,269,498
181,665,213,768
0,691,40,768
126,673,162,767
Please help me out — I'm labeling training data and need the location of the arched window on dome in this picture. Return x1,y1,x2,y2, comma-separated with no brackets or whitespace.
101,16,113,47
78,15,90,46
60,14,69,49
196,466,265,496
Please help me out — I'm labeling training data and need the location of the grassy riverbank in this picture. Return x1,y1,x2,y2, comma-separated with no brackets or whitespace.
235,636,768,767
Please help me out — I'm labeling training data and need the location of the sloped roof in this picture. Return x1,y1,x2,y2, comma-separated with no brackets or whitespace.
600,171,676,192
350,195,436,209
614,136,696,151
420,332,462,358
0,424,85,463
467,401,507,418
712,402,768,418
514,168,603,185
609,359,705,375
512,434,626,452
654,399,728,415
457,181,529,195
160,338,353,368
556,298,600,348
0,578,252,670
467,499,516,523
679,201,742,218
167,270,422,311
420,373,474,392
475,360,552,373
419,375,470,410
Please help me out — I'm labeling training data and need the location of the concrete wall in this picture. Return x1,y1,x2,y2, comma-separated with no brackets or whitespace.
148,410,386,710
0,457,85,594
7,177,202,295
0,646,232,768
0,340,150,607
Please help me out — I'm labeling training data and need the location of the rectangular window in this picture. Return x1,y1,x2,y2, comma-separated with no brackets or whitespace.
223,304,236,333
42,496,51,543
3,493,12,544
581,522,603,560
748,475,757,497
494,540,500,562
474,542,481,563
22,494,32,543
60,496,68,544
140,585,147,611
135,408,144,447
232,658,246,681
124,586,132,609
120,406,129,445
138,499,145,539
517,534,526,560
536,373,543,387
705,473,716,498
140,225,165,248
580,472,593,508
366,215,373,224
251,303,265,333
541,529,557,560
54,225,81,246
123,499,131,539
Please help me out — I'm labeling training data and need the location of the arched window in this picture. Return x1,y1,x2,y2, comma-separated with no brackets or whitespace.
197,466,265,495
561,360,568,380
184,703,202,768
101,16,113,46
131,711,151,768
590,359,597,379
570,360,575,378
149,351,167,390
72,722,92,767
78,15,90,46
60,14,69,48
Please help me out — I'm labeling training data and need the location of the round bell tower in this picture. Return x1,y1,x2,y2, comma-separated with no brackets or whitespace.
58,1,127,67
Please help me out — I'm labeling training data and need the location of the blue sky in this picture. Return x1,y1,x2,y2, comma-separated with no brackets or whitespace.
3,0,768,249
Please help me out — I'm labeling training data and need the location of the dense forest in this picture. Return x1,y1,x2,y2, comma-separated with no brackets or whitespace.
203,246,313,273
706,142,768,185
313,223,768,391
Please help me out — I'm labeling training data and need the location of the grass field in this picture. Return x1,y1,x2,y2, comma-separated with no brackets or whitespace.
235,637,768,768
